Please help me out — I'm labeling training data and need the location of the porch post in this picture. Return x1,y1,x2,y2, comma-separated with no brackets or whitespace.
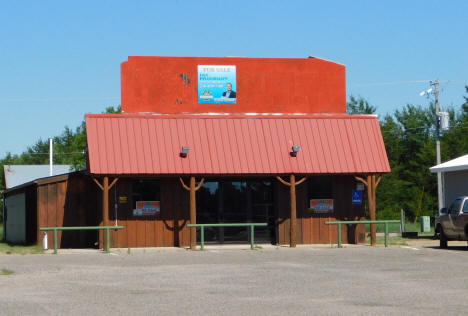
190,177,196,250
180,176,205,250
103,176,109,228
368,175,376,246
93,176,119,250
355,174,381,246
290,174,297,248
276,175,307,248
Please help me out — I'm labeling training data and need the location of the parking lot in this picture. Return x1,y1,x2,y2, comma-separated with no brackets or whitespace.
1,242,468,315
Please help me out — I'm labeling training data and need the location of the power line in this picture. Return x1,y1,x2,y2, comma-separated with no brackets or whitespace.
351,80,431,87
350,79,453,88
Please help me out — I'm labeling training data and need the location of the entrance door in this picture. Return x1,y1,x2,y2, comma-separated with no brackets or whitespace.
249,180,275,243
196,178,275,244
222,181,248,242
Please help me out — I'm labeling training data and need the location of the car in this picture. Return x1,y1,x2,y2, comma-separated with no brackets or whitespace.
435,196,468,248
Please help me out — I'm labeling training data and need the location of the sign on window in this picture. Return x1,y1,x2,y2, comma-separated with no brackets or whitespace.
133,201,160,216
310,199,334,213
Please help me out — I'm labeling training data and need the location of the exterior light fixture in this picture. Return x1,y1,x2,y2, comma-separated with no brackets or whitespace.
290,145,300,157
180,146,190,158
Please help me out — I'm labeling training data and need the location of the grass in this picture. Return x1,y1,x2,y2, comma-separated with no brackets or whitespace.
364,221,435,236
365,236,409,246
0,242,44,255
0,269,14,275
0,223,44,255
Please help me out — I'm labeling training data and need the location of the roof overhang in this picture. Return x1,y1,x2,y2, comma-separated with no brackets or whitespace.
430,154,468,173
85,113,390,176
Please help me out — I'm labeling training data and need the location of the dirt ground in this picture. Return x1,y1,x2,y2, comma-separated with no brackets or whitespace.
1,243,468,315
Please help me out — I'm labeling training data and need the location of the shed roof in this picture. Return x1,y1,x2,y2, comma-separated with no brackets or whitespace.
429,154,468,173
3,165,72,189
85,113,390,175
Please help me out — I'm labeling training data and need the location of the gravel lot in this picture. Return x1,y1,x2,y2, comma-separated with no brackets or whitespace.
1,243,467,316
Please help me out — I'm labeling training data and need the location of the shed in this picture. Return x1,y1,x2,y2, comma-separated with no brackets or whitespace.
3,171,100,247
3,165,71,189
2,165,71,243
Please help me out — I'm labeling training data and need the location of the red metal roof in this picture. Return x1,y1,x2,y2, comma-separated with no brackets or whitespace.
85,113,390,175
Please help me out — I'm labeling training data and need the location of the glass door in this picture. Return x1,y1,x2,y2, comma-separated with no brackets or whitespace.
222,181,248,242
196,178,275,244
249,180,275,243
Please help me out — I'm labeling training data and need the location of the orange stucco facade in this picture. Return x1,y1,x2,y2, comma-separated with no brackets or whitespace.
121,56,346,114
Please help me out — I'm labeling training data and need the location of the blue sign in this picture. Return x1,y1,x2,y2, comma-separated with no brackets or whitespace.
352,190,362,205
198,65,236,104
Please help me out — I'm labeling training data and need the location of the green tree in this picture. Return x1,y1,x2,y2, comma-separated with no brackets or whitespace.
347,95,377,114
378,104,436,220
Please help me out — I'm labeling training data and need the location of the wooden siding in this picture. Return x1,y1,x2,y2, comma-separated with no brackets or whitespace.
107,178,190,248
33,174,363,249
277,176,366,245
36,174,100,249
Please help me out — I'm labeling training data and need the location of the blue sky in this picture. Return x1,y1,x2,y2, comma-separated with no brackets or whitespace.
1,0,467,155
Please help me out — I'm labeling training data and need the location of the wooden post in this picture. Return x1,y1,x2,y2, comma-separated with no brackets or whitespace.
93,177,119,249
180,176,205,250
290,174,297,248
189,177,196,250
276,175,307,248
103,177,109,228
355,174,381,246
368,175,376,246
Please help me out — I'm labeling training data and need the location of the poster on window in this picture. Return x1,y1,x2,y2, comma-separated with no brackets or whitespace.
198,65,236,104
133,201,160,216
310,199,334,213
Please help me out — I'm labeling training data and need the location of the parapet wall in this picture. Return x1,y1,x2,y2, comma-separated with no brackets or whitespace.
121,56,346,114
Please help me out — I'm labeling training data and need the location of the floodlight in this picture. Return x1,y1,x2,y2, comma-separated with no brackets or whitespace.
290,145,300,157
180,146,190,158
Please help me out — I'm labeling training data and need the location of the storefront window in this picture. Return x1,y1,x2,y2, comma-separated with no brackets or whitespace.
308,176,334,214
196,178,274,243
131,179,160,209
308,176,333,199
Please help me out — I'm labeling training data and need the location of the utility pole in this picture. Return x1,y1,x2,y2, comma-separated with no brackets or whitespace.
432,80,444,211
49,138,53,176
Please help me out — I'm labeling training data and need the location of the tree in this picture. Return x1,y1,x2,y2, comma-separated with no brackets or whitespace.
347,95,377,114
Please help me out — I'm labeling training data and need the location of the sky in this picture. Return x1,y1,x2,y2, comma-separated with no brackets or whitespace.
1,0,467,155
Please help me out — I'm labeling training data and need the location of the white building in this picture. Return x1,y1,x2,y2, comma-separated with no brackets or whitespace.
430,154,468,207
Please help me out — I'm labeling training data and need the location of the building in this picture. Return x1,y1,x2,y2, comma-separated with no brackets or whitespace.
4,56,390,249
2,165,72,244
430,154,468,207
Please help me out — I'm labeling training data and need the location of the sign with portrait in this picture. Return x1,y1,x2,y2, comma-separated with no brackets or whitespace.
198,65,236,104
310,199,334,214
133,201,160,216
